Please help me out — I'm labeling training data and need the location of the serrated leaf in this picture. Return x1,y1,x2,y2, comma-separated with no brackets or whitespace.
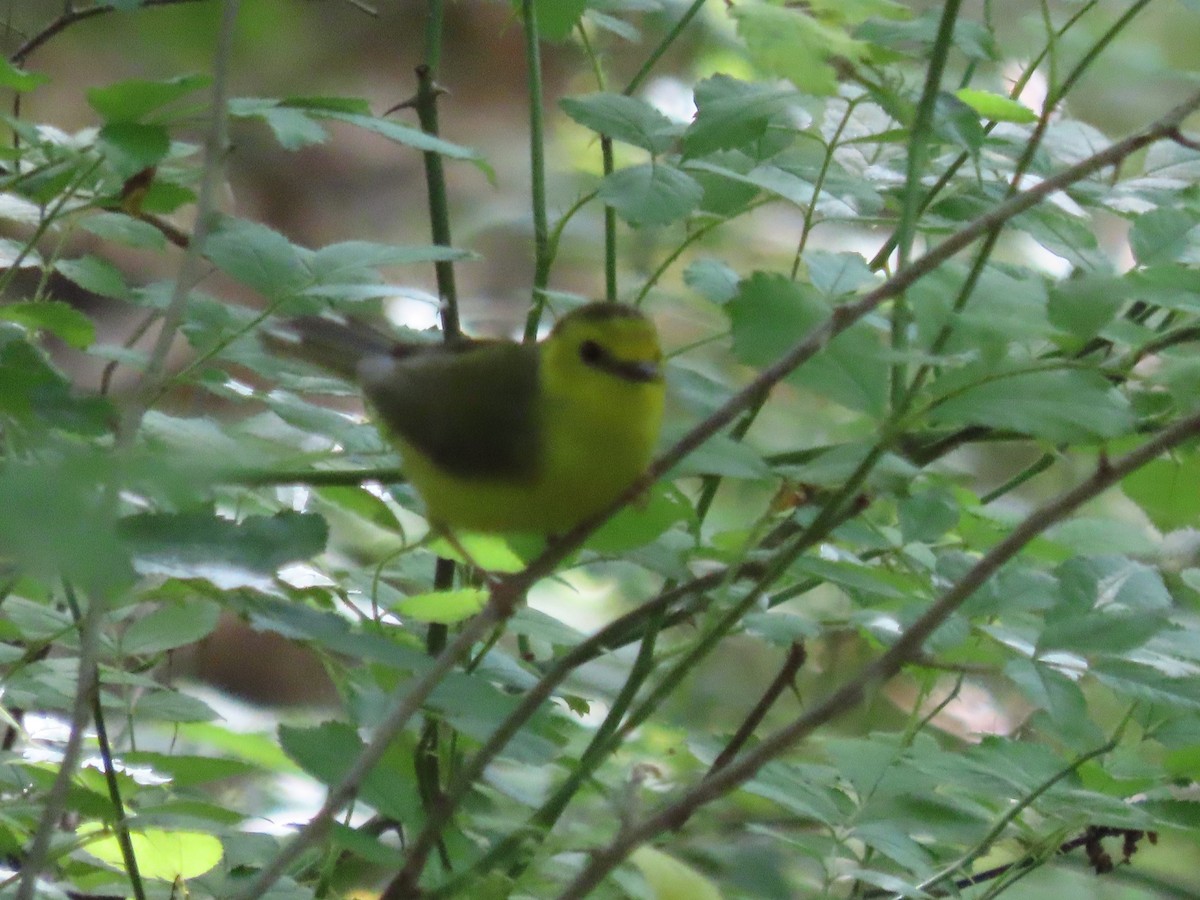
932,91,984,154
317,110,480,161
954,88,1036,123
96,121,170,177
728,272,888,415
80,211,168,249
683,258,740,304
279,721,421,821
229,98,329,150
1129,207,1200,265
731,1,867,96
81,827,222,882
560,93,679,153
87,74,210,122
120,510,328,590
523,0,587,41
631,846,724,900
587,483,692,553
0,58,47,91
133,689,219,722
598,163,702,226
308,240,471,282
1122,455,1200,531
427,532,527,573
55,255,130,301
0,301,95,348
928,367,1133,443
1047,275,1126,340
204,217,309,298
395,587,488,624
122,598,221,655
806,250,876,296
682,75,795,159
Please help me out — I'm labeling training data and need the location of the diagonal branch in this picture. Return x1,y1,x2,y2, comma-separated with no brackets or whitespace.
555,408,1200,899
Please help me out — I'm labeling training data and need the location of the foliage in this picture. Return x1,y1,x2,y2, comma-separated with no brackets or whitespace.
2,1,1200,899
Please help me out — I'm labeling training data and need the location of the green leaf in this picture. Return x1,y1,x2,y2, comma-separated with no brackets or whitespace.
598,163,703,227
932,91,984,154
395,587,488,624
560,93,679,153
1122,455,1200,531
0,447,131,591
229,98,329,150
96,121,170,177
587,483,693,553
87,74,210,122
805,251,876,296
728,272,888,416
1129,207,1200,265
731,1,867,95
308,240,472,282
122,598,221,655
898,488,959,543
317,110,480,161
204,217,309,297
120,510,328,589
427,532,528,573
55,255,130,301
0,301,95,349
954,88,1036,123
683,258,740,304
528,0,587,41
133,689,219,723
928,367,1133,443
279,721,422,821
79,210,168,249
0,58,48,92
1047,275,1126,340
120,751,263,786
80,827,223,882
631,846,723,900
682,75,795,158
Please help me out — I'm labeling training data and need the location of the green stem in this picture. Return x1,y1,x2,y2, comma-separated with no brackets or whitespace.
622,0,707,96
891,0,963,412
415,61,460,340
522,0,551,340
63,585,146,900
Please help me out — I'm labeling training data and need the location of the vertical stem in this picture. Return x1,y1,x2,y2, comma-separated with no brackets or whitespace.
601,136,617,302
16,589,106,900
414,63,460,340
522,0,551,340
890,0,963,412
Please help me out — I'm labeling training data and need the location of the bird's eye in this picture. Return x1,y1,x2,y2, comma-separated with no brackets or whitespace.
579,339,604,364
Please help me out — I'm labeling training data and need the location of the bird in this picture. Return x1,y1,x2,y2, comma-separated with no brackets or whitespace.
263,302,665,535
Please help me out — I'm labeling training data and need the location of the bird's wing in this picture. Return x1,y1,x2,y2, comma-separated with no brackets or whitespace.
358,340,542,482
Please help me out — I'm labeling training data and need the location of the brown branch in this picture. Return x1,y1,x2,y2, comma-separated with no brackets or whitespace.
11,0,212,65
554,408,1200,899
498,88,1200,604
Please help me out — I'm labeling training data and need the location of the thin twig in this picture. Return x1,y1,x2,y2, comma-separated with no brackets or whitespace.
15,587,105,900
122,0,240,432
554,409,1200,899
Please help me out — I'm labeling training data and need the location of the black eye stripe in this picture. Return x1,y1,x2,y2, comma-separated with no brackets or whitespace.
579,339,605,364
578,338,660,383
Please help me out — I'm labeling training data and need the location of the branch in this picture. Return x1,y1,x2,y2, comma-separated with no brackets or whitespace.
120,0,239,436
11,0,211,65
498,87,1200,602
555,408,1200,898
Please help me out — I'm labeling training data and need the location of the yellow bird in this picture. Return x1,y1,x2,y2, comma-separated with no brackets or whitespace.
264,302,665,535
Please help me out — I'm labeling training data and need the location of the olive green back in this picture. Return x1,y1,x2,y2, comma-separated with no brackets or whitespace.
359,340,541,482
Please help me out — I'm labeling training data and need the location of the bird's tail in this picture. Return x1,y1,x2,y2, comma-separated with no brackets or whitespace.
261,316,409,380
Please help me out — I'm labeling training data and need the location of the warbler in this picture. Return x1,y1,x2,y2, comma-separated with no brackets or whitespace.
264,302,665,534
